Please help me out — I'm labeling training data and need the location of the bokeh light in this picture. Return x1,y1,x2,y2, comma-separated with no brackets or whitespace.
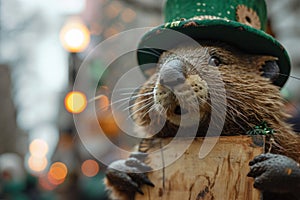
97,95,110,111
64,91,87,114
98,114,120,137
105,2,122,19
28,156,48,172
121,8,136,23
60,20,90,52
48,162,68,185
39,176,56,191
104,26,120,38
81,160,99,177
29,139,49,158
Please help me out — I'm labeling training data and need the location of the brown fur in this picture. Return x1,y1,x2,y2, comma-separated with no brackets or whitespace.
105,42,300,200
131,41,300,163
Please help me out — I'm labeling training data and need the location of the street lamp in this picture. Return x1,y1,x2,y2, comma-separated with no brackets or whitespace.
60,19,90,53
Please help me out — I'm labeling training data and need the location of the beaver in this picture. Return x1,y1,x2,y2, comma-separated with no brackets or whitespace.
104,41,300,200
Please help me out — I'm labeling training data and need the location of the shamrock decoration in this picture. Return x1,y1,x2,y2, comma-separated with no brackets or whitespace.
246,121,275,135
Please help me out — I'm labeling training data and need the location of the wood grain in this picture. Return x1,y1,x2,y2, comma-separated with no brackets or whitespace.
135,136,264,200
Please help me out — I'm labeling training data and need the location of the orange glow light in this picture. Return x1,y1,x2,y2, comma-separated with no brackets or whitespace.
97,95,110,111
28,156,48,172
47,173,65,185
48,162,68,185
60,20,90,52
29,139,49,158
98,114,120,137
64,91,87,114
81,160,99,177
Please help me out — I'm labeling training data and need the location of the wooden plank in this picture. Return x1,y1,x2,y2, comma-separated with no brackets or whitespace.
136,136,264,200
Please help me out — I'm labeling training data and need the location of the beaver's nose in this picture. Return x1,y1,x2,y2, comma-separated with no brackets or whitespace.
159,59,185,88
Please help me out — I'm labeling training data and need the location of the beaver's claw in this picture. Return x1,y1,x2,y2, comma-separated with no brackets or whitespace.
106,152,154,196
247,153,300,194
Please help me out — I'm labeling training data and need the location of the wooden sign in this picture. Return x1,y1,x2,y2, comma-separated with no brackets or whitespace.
136,136,264,200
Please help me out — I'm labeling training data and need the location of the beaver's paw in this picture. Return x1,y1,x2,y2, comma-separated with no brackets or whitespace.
247,153,300,194
105,152,154,198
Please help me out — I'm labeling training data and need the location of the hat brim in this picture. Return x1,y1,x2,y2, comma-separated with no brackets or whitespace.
137,19,290,87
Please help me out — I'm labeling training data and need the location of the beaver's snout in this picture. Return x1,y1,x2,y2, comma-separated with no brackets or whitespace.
154,67,209,126
159,59,185,89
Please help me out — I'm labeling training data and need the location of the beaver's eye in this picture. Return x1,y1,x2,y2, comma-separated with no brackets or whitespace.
208,56,221,67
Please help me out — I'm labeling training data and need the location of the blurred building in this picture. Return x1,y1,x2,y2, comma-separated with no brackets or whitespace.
267,0,300,100
0,65,24,154
0,0,300,199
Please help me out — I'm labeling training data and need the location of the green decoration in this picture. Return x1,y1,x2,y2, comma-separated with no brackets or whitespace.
246,121,275,135
137,0,291,87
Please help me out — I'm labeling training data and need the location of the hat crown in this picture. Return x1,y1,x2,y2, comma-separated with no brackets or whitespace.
164,0,267,31
137,0,290,87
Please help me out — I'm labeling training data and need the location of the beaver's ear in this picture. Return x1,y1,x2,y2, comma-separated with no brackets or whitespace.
262,60,280,82
256,56,279,83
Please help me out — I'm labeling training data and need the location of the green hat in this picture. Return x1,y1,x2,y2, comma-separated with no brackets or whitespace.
137,0,290,87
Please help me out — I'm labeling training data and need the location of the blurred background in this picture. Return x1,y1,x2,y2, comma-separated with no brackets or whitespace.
0,0,299,199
